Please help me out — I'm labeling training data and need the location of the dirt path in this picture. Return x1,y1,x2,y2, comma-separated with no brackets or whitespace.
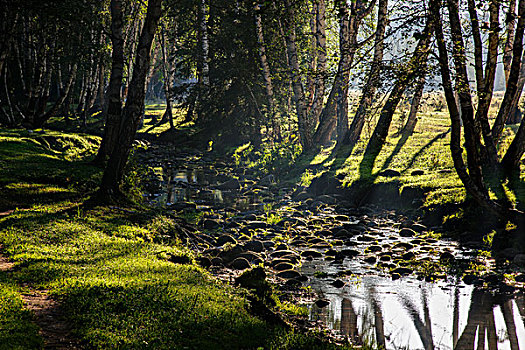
0,243,79,349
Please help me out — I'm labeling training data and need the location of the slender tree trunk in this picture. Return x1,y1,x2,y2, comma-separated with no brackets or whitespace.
492,0,525,143
160,23,174,129
400,73,426,137
282,0,312,150
254,2,280,140
99,0,162,195
343,0,388,146
199,0,210,87
470,0,499,164
95,0,125,164
504,0,518,84
313,0,352,145
33,63,78,127
447,0,485,190
310,0,327,125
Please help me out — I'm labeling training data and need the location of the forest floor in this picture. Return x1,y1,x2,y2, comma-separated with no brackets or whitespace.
1,103,524,349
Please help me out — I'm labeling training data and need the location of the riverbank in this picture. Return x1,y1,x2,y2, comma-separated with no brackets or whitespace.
0,129,355,349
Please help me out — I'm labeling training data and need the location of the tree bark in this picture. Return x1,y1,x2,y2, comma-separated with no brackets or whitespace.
473,0,499,164
95,0,125,164
99,0,162,195
160,23,174,129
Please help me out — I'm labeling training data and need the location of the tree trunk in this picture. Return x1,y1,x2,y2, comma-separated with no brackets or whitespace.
99,0,162,195
95,0,125,164
343,0,388,146
447,0,485,190
313,0,352,145
254,2,279,140
472,0,499,164
492,0,525,143
434,0,515,219
399,73,425,137
198,0,209,87
33,63,78,127
160,23,174,129
282,0,312,150
503,0,518,84
309,0,327,125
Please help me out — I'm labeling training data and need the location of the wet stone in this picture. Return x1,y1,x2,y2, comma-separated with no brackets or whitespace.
284,279,302,288
246,221,268,230
399,228,416,237
216,234,236,246
357,235,375,242
202,218,221,230
211,257,223,266
364,256,377,264
277,270,302,279
401,252,415,260
332,279,345,288
273,262,294,271
411,223,427,233
341,249,359,258
367,245,382,253
301,250,323,258
231,257,251,270
270,250,299,259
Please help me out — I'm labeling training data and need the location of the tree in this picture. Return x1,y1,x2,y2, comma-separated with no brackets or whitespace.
359,0,438,176
99,0,162,196
434,0,525,224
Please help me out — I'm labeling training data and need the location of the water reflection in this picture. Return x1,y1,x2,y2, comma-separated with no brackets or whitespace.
309,275,525,349
148,166,262,210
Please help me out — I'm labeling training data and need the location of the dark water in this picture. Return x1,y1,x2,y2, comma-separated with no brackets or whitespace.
147,163,525,350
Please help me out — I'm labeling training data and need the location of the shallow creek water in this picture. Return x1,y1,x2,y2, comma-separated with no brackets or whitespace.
141,149,525,350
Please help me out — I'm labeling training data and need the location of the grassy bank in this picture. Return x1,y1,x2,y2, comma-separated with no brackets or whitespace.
0,129,354,349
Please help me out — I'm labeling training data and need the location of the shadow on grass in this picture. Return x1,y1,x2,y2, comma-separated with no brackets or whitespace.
402,129,450,174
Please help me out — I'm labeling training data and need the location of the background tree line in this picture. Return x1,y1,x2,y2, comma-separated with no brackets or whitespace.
1,0,524,225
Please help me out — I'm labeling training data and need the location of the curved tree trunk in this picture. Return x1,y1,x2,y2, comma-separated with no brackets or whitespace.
492,0,525,143
343,0,388,146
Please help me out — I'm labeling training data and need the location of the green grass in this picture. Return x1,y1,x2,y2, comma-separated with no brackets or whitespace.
0,129,354,349
0,280,43,349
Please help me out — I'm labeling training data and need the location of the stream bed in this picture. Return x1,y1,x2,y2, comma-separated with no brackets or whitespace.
140,145,525,350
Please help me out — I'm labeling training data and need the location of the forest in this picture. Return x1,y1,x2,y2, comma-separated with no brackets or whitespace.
1,0,525,349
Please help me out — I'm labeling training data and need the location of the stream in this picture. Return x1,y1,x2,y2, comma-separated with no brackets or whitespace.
140,145,525,350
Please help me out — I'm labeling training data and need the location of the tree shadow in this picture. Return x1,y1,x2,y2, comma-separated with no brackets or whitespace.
401,128,450,174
